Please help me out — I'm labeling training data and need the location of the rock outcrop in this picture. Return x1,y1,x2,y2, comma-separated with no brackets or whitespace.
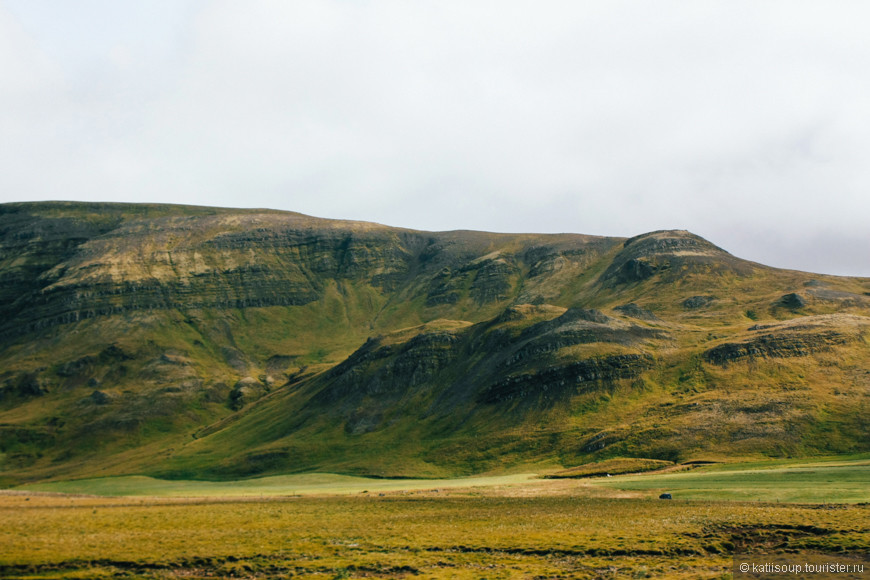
600,230,752,285
229,377,269,410
703,315,868,365
478,354,654,404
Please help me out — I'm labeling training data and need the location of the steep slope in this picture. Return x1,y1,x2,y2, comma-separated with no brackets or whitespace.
1,202,868,483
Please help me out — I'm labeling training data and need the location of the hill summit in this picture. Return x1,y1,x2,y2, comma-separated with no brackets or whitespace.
1,202,868,483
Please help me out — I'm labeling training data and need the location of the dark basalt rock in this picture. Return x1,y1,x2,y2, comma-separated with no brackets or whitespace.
507,308,665,365
425,268,467,306
600,230,747,286
322,332,460,401
84,390,112,405
56,356,97,377
1,372,49,400
323,337,395,381
682,295,714,309
608,257,659,284
4,274,323,340
778,293,807,309
478,354,654,403
0,205,625,344
507,326,662,367
703,331,850,365
0,214,414,339
308,309,665,429
478,354,655,404
496,305,531,323
469,259,517,305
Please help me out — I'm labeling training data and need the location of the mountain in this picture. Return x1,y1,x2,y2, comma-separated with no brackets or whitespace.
1,201,868,484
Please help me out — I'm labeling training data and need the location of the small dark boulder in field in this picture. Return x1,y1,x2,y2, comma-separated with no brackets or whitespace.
682,295,714,309
778,293,807,309
659,493,672,500
85,390,112,405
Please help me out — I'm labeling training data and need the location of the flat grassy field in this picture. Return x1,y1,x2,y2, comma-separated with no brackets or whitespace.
13,472,537,498
593,456,870,503
2,458,868,579
17,456,870,503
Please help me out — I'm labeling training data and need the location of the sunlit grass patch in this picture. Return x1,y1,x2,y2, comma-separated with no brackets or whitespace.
15,472,538,497
592,456,870,503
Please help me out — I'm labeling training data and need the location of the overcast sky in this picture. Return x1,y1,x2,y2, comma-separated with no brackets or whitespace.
1,1,869,276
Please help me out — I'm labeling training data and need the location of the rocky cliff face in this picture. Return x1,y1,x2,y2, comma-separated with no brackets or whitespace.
703,315,868,365
1,201,869,482
0,204,614,340
1,209,410,338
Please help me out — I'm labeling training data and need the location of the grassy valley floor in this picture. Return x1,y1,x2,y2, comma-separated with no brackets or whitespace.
2,458,869,579
10,472,539,498
591,456,870,504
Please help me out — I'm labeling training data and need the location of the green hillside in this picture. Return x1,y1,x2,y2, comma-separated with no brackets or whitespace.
1,201,868,485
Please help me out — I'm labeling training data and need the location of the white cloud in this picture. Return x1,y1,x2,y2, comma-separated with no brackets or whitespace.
1,1,869,275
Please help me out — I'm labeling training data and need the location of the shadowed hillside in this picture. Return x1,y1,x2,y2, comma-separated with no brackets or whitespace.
1,202,868,483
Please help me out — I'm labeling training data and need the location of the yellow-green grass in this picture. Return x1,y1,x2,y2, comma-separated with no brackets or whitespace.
1,489,867,579
593,456,870,503
3,459,869,578
14,457,870,504
14,472,536,498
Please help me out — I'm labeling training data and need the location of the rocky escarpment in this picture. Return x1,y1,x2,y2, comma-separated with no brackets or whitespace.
1,214,416,338
424,256,520,306
703,315,869,365
478,353,655,404
704,331,850,365
0,203,617,341
319,330,462,402
504,308,666,367
0,206,122,334
307,328,466,434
